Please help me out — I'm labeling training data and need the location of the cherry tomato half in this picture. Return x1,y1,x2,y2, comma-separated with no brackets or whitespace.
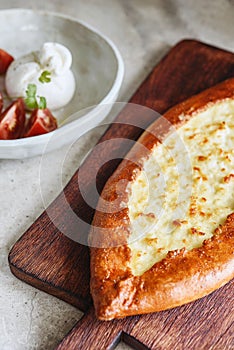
0,99,25,140
0,49,14,74
24,108,58,137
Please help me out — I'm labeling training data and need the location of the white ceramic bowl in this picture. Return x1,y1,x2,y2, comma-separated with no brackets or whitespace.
0,9,124,158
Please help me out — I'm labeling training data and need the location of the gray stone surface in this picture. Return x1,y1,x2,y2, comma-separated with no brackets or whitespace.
0,0,233,349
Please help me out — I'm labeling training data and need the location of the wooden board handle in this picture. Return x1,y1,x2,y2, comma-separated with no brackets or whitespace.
55,308,122,350
55,308,146,350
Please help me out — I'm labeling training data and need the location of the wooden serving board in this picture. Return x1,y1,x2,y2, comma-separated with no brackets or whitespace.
9,40,234,350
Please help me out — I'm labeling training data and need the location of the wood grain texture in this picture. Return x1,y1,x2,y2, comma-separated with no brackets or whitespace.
126,280,234,350
8,40,234,349
56,281,234,350
56,307,140,350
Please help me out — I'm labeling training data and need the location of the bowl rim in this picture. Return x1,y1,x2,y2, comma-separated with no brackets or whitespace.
0,8,124,149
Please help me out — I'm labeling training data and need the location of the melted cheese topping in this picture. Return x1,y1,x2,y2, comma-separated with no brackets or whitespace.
128,99,234,276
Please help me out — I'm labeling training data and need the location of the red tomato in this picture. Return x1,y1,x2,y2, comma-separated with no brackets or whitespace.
0,98,25,140
24,108,57,137
0,49,14,74
0,99,25,139
0,92,3,114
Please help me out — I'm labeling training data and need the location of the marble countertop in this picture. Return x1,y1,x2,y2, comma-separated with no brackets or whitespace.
0,0,233,349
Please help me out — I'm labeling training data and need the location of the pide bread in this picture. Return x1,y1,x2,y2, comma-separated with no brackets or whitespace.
89,78,234,321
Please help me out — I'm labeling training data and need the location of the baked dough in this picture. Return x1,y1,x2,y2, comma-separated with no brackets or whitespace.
89,78,234,320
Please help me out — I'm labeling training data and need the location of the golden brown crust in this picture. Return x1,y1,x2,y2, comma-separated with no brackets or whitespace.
89,78,234,321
